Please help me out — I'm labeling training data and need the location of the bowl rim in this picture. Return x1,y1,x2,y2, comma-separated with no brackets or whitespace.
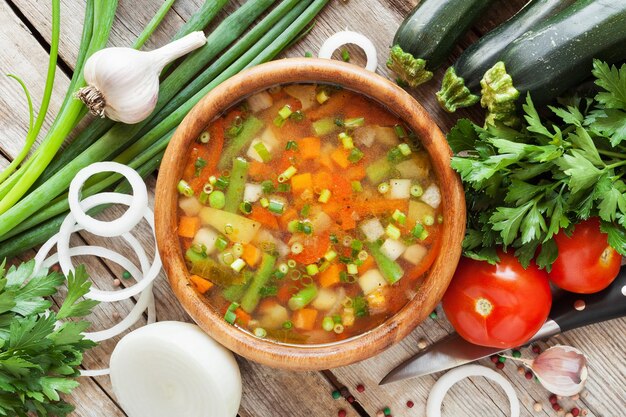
155,57,466,370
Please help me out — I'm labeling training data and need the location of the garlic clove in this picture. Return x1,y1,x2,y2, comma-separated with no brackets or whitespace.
76,31,206,124
530,345,588,397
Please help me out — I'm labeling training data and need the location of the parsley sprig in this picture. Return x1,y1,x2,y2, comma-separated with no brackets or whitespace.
448,60,626,269
0,260,98,416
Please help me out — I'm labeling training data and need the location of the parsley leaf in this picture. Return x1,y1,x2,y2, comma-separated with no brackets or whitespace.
592,60,626,110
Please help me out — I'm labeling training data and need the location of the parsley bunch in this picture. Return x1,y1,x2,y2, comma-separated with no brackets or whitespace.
0,260,98,416
448,60,626,269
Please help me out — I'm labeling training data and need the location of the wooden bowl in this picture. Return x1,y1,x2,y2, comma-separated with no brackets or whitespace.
155,58,465,370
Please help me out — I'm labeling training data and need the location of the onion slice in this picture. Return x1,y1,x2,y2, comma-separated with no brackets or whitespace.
319,31,378,72
427,365,520,417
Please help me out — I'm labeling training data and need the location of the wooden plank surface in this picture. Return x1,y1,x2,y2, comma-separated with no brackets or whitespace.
1,0,625,416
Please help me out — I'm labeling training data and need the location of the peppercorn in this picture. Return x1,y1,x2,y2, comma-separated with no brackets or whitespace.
512,349,522,358
338,410,347,417
553,403,561,411
429,311,438,319
332,390,341,399
113,278,121,287
532,345,541,354
376,411,385,417
525,371,533,380
517,366,525,375
340,387,349,397
122,270,132,279
356,384,365,393
490,355,499,363
406,400,414,408
347,395,355,403
533,402,543,412
571,408,580,417
498,356,506,363
496,362,505,370
384,406,391,416
549,394,558,404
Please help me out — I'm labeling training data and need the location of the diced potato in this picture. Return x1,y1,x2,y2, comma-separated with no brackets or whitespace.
179,196,203,216
403,244,428,265
373,126,399,146
243,183,263,202
354,126,376,147
259,303,290,329
388,179,411,199
247,91,273,112
246,138,274,162
408,200,435,228
193,227,218,254
396,158,429,179
360,218,385,242
284,84,317,110
199,207,261,243
366,288,388,315
311,211,333,233
358,269,388,295
421,183,441,209
380,238,407,261
311,288,338,311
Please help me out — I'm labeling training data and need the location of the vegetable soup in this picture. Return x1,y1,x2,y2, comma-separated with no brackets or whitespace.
176,84,443,344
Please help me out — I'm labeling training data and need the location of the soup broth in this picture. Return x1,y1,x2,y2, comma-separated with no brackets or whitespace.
176,84,442,344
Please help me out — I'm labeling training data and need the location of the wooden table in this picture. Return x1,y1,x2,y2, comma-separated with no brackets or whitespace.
1,0,625,416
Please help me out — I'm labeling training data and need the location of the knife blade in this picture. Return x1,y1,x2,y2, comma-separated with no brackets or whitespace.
380,265,626,385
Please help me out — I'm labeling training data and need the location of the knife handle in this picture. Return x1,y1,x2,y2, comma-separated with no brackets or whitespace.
549,266,626,333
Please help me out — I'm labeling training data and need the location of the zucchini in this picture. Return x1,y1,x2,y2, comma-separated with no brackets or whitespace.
480,0,626,126
437,0,576,113
387,0,495,88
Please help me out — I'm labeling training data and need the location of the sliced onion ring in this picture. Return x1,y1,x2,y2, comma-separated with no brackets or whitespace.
427,364,520,417
68,162,148,237
57,192,161,302
318,31,378,72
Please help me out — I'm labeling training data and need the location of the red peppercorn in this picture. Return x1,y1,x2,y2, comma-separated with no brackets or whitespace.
496,362,505,370
406,400,414,408
532,345,541,354
525,371,533,380
552,404,561,411
490,355,499,363
356,384,365,393
338,410,347,417
549,394,558,404
347,395,355,403
571,408,580,416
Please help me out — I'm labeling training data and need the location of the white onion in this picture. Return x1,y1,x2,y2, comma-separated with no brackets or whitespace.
427,365,519,417
68,162,148,237
380,238,406,261
318,31,378,72
421,184,442,209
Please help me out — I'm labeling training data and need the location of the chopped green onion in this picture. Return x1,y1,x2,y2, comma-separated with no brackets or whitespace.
215,235,228,252
287,259,297,268
348,148,364,163
344,117,365,128
333,314,343,324
215,176,229,190
198,131,210,143
351,180,363,192
177,180,194,197
273,270,286,280
278,104,293,119
194,157,207,177
288,220,300,233
378,182,390,194
304,51,313,58
198,191,209,205
398,143,412,156
306,264,319,276
300,204,311,217
239,201,252,215
322,316,334,331
316,90,330,104
347,263,358,275
253,141,272,162
290,110,304,121
279,166,297,181
351,239,363,251
226,116,244,138
277,183,291,193
224,224,234,235
341,49,350,62
254,327,267,338
301,222,313,235
261,180,275,194
411,223,425,239
357,250,369,261
387,146,408,163
324,250,337,261
268,199,285,214
231,258,246,272
410,184,424,198
222,252,235,266
438,214,444,224
203,183,214,194
286,140,298,151
224,310,237,324
318,188,331,203
208,176,217,185
282,320,293,330
232,243,244,257
260,197,269,208
291,242,304,254
334,117,345,127
274,115,287,127
339,271,348,282
318,260,331,272
392,209,407,225
394,124,407,138
333,323,344,334
278,263,289,274
209,190,226,209
339,132,354,149
423,215,435,226
386,224,401,240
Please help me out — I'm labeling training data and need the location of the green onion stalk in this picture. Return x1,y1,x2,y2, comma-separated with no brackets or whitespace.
0,0,330,258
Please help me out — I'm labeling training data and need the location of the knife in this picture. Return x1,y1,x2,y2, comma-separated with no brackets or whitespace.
379,266,626,385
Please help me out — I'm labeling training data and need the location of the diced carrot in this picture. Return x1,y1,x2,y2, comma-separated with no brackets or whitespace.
331,174,353,201
178,216,200,238
307,91,350,120
182,147,199,179
345,164,366,181
319,151,333,170
248,206,279,230
330,147,350,169
249,160,273,181
299,137,321,160
277,285,297,304
290,232,331,265
242,244,262,267
313,171,333,191
339,209,357,231
293,308,318,330
235,308,252,327
357,255,375,275
319,263,343,288
189,274,213,294
353,199,409,216
291,173,313,193
279,207,299,230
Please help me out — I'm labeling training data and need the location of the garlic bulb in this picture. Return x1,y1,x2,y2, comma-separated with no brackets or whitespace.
76,31,206,124
530,345,588,396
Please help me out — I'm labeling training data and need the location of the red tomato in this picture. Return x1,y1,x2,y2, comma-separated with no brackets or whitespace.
442,252,552,348
550,217,621,294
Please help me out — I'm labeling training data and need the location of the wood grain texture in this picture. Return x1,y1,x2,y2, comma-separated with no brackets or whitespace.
1,0,625,416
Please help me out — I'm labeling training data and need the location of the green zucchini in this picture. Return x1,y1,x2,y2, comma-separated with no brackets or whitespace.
387,0,495,88
480,0,626,126
436,0,576,113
